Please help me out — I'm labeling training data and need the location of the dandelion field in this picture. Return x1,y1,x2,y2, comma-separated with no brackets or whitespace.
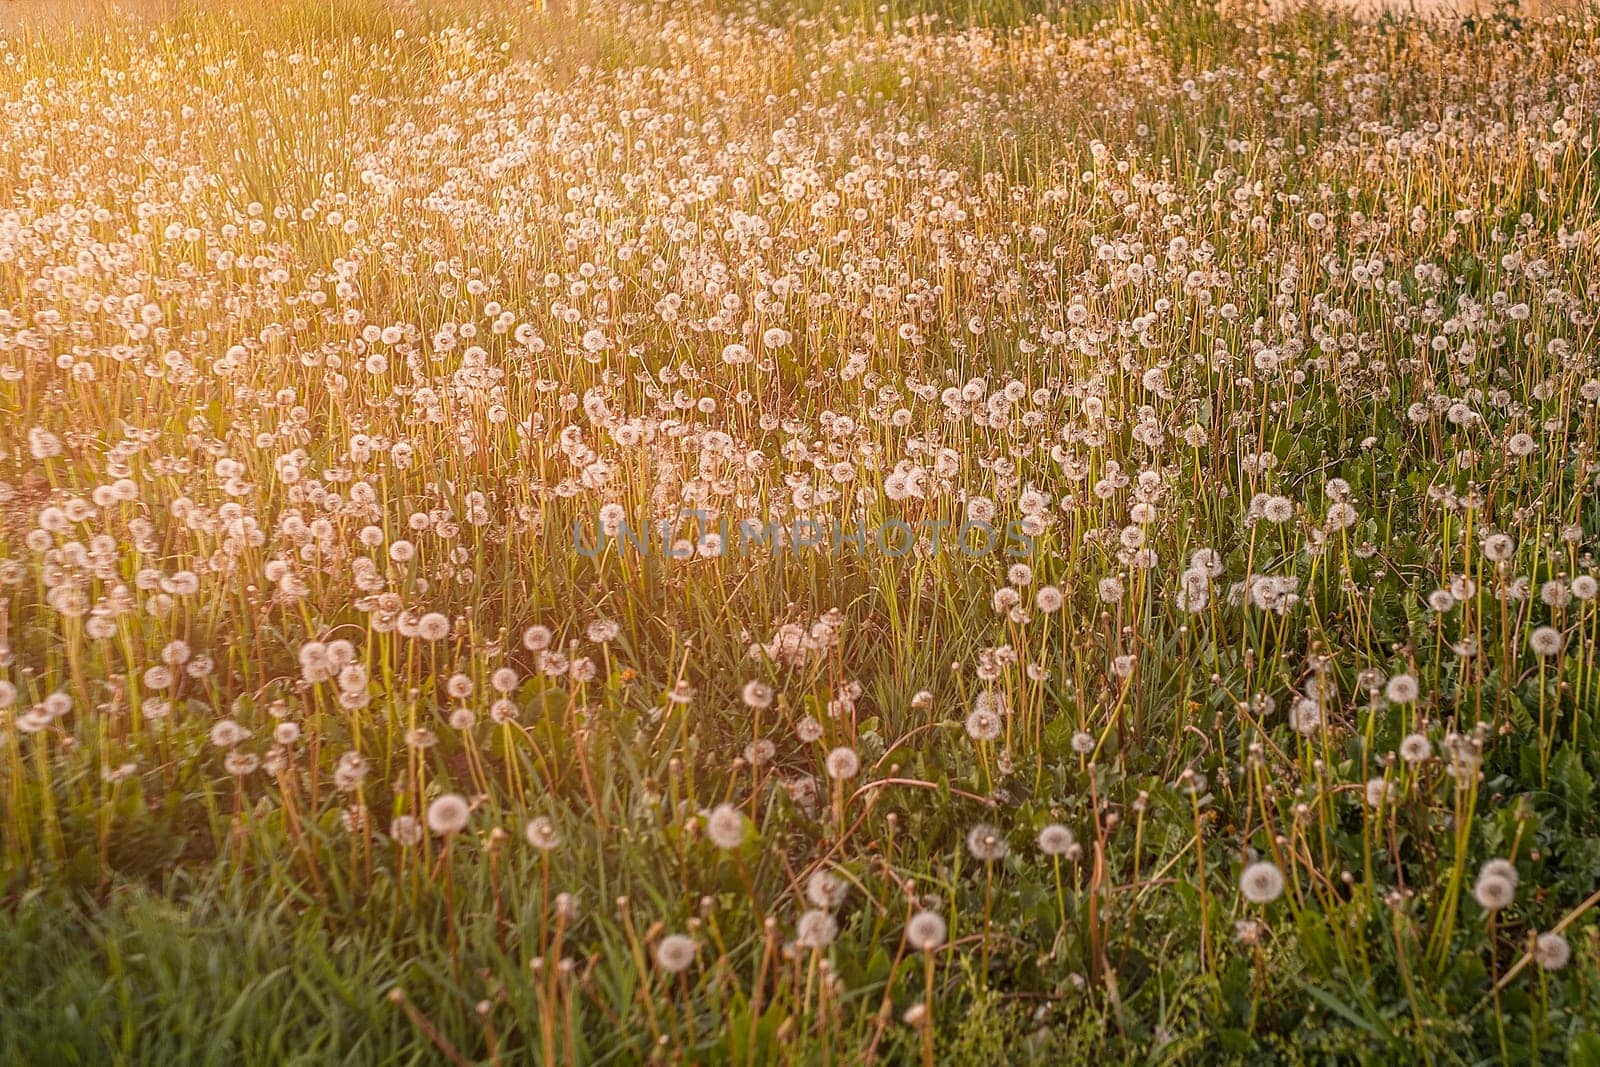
5,0,1600,1060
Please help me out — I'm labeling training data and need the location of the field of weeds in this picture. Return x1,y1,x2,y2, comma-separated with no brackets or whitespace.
4,0,1600,1061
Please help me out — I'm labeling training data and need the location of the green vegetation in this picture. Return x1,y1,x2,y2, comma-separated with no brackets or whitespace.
3,0,1600,1061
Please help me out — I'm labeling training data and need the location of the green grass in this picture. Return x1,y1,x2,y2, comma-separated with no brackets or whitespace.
5,0,1600,1062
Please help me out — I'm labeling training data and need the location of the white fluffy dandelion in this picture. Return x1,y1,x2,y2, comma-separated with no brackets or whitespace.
795,909,839,949
824,747,860,780
1472,861,1517,911
966,823,1009,862
1384,673,1419,704
1534,932,1571,970
905,910,947,952
389,815,423,848
1529,625,1563,658
1036,823,1076,856
525,816,561,850
426,793,471,836
654,934,698,973
965,707,1002,742
1239,860,1285,904
1399,733,1433,764
806,870,848,909
706,803,746,849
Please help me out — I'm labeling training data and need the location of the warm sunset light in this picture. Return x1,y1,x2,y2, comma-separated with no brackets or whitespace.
2,0,1599,1061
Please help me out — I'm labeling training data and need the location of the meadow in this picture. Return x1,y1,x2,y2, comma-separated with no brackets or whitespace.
3,0,1600,1061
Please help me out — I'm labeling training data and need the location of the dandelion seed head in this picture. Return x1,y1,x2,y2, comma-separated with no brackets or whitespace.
706,803,746,849
906,910,947,952
654,934,698,973
1239,861,1285,904
965,707,1002,742
1036,823,1075,856
426,793,471,836
1399,733,1432,763
966,822,1009,862
1473,872,1515,911
1535,932,1571,970
1529,625,1563,657
824,747,860,780
390,816,424,848
806,870,848,909
525,815,561,850
1385,674,1419,704
795,909,839,949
